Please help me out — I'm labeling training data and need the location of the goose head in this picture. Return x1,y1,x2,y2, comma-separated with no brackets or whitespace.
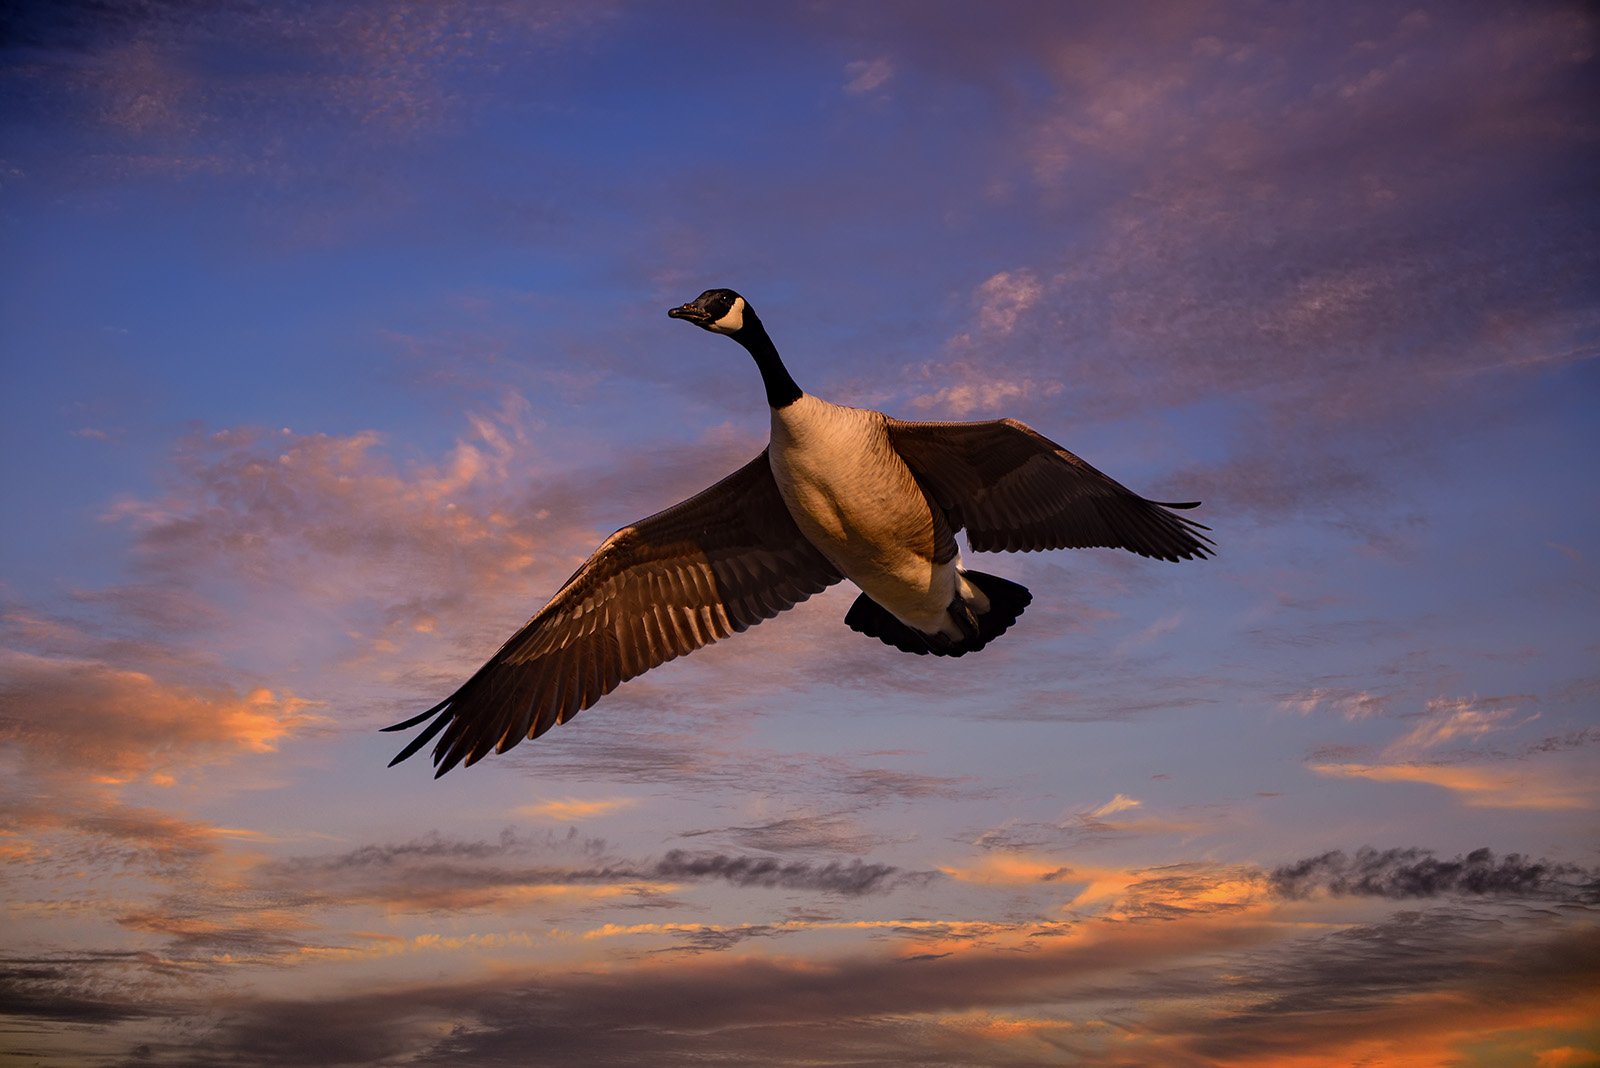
668,287,799,407
668,288,752,337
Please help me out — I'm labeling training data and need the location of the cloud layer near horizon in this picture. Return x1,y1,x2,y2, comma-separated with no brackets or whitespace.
7,850,1596,1067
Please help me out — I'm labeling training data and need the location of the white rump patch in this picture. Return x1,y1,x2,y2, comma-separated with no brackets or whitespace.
708,296,746,335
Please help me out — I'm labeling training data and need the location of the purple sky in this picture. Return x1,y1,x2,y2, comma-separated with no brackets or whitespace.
2,2,1598,1065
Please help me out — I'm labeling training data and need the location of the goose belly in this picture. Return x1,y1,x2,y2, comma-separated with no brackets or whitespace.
770,399,953,631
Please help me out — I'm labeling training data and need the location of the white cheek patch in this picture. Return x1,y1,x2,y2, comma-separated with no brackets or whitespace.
708,296,746,334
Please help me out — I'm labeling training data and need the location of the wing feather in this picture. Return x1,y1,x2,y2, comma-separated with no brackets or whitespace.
386,450,842,775
886,417,1213,562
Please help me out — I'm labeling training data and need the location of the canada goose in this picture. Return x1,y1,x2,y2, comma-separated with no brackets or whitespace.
385,288,1212,775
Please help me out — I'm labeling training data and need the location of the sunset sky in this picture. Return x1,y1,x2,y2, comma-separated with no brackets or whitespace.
2,2,1598,1065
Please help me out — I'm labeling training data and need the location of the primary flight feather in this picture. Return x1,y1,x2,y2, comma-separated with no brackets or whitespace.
385,289,1212,775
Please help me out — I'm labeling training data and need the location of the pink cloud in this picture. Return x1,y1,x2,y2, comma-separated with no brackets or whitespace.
96,396,563,672
1382,695,1534,757
843,57,894,95
0,649,319,785
1281,686,1390,721
907,367,1063,418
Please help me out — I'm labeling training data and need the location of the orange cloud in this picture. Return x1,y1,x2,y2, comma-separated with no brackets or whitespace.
515,797,638,821
938,852,1266,920
939,1010,1076,1041
1116,864,1266,914
580,916,1076,947
940,853,1070,885
1181,976,1600,1068
0,649,320,784
1309,760,1595,810
372,883,662,914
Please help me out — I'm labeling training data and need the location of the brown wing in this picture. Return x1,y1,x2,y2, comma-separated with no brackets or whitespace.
384,450,842,776
886,417,1214,561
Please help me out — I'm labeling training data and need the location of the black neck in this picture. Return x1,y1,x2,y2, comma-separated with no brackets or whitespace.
736,313,803,409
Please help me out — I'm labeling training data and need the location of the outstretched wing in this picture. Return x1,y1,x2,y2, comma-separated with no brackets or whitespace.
886,417,1214,561
385,451,843,776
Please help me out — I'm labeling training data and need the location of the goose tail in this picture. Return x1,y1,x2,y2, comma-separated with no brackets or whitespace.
953,569,1032,653
843,570,1032,657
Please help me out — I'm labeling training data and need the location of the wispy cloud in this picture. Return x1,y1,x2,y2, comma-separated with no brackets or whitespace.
679,810,885,855
1086,794,1141,819
516,797,637,821
1382,695,1533,757
252,830,917,915
5,799,231,875
1309,758,1597,810
906,369,1064,418
843,57,894,95
972,270,1044,336
906,270,1063,416
1280,686,1390,720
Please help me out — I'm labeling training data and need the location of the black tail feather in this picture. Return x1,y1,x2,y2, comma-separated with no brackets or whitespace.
844,593,936,655
962,570,1031,649
844,569,1032,658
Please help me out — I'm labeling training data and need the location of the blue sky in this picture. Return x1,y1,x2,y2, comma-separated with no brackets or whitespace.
2,2,1598,1066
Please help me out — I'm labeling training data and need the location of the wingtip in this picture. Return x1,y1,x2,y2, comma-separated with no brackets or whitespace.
380,698,448,733
430,739,472,777
385,700,454,767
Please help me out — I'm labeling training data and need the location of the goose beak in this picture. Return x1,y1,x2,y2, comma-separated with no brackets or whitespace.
667,303,710,324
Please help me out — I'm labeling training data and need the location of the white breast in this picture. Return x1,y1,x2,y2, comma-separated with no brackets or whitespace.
769,395,956,631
